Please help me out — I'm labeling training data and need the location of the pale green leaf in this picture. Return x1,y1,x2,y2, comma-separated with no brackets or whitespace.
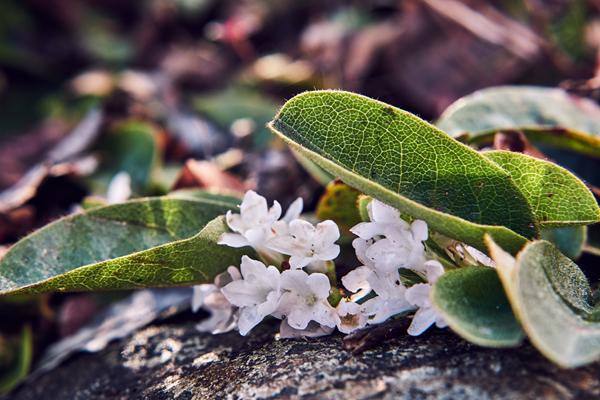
488,237,600,368
0,194,248,295
432,266,524,347
540,226,586,260
437,86,600,137
269,90,536,254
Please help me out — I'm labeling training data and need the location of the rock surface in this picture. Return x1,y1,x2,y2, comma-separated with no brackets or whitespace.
9,320,600,399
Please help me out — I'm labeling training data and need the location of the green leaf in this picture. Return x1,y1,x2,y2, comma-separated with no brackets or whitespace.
487,237,600,368
269,90,536,254
432,266,524,347
484,151,600,226
90,120,159,194
437,86,600,137
540,226,586,260
0,194,249,295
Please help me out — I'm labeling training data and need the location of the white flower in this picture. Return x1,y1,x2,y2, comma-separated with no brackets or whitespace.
219,191,303,265
350,199,428,273
405,260,447,336
267,219,340,269
351,199,408,239
341,265,372,301
192,285,237,334
352,237,375,268
221,256,282,335
219,190,282,251
192,266,241,334
336,300,367,334
278,270,339,330
363,220,428,273
361,270,414,324
278,319,334,339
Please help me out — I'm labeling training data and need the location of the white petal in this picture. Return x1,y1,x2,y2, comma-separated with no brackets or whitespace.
407,308,437,336
352,238,374,267
244,227,269,248
257,290,281,316
316,244,340,261
306,273,331,299
365,239,405,272
341,266,372,293
315,220,340,244
265,234,296,255
311,302,339,328
237,307,263,336
240,190,268,217
221,280,265,306
350,222,382,240
268,200,283,221
288,255,313,269
281,269,309,291
239,256,268,279
287,308,311,330
191,284,216,312
218,232,250,248
411,219,428,242
371,199,401,223
225,211,244,233
278,319,334,338
336,301,367,334
283,197,303,222
227,266,242,281
423,260,445,283
288,219,316,238
405,283,431,308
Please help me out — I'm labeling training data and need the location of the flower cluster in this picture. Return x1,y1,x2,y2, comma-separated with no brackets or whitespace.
343,199,446,334
193,190,448,338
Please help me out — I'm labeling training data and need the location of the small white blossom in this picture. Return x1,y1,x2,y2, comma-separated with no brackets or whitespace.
351,199,408,239
278,319,334,339
350,199,428,273
219,190,282,251
361,270,413,324
341,265,372,301
405,260,447,336
336,299,368,334
192,266,241,334
363,220,428,273
267,219,340,269
278,270,339,330
219,191,304,264
221,256,282,335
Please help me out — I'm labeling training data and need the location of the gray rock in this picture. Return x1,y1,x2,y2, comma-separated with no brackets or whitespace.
9,321,600,399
